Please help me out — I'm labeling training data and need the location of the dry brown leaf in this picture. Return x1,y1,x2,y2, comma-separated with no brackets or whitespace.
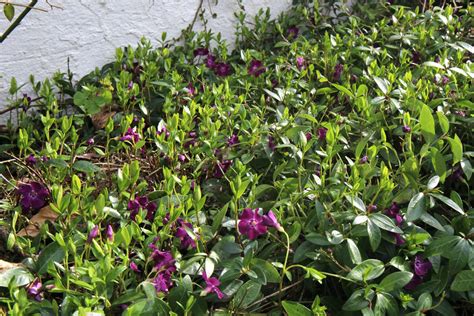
17,206,58,237
0,259,22,273
92,110,116,129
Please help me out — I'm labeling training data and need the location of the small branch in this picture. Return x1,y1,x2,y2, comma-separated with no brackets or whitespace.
0,0,39,43
0,1,46,11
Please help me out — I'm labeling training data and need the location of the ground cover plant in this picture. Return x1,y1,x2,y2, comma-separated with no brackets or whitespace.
0,1,473,315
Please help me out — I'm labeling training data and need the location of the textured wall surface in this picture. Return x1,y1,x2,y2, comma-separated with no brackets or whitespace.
0,0,291,123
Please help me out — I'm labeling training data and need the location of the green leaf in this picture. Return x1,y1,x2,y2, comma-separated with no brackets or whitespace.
436,112,449,134
0,266,33,288
347,238,362,264
282,301,313,316
36,241,66,274
379,271,413,291
420,104,435,143
212,203,228,234
72,160,101,174
430,193,464,215
345,195,366,212
375,293,399,316
251,259,280,283
232,280,261,308
422,61,445,69
451,270,474,292
367,220,381,251
348,259,385,281
124,298,170,316
406,193,425,222
431,149,447,182
425,236,460,257
448,135,463,165
343,289,370,311
303,267,325,282
332,83,354,98
427,176,440,190
4,4,14,21
374,77,388,94
370,213,403,233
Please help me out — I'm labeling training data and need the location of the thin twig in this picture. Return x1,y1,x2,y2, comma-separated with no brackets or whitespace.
246,279,304,309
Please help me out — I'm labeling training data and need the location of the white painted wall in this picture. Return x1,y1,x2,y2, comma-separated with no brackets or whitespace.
0,0,291,124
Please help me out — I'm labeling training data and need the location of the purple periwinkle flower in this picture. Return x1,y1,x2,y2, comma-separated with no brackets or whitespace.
367,204,378,213
120,127,140,143
186,83,197,96
194,47,209,57
150,245,175,272
228,134,239,147
392,233,405,246
128,196,156,221
296,56,305,70
268,136,276,152
87,225,99,243
402,125,411,133
87,138,95,145
130,261,141,273
157,126,170,139
412,51,422,64
18,182,49,214
263,210,283,232
305,132,312,141
26,154,37,166
287,26,299,38
238,208,268,240
175,219,197,249
178,154,186,163
385,202,403,226
106,225,114,242
406,255,432,290
434,56,440,63
214,62,232,77
27,278,43,301
248,59,266,77
318,128,328,141
441,76,449,85
205,54,217,69
41,156,49,162
153,270,173,293
202,271,224,299
333,64,344,81
413,255,432,277
359,156,368,164
214,159,232,178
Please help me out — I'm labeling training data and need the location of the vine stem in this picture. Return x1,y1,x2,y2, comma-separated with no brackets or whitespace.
278,230,291,306
0,0,39,43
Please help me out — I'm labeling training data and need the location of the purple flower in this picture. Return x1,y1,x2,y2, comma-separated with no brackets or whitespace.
87,138,95,145
263,210,283,232
402,125,411,133
214,160,232,178
268,136,276,152
434,56,440,63
18,182,49,213
333,64,344,81
412,51,422,64
128,196,156,221
205,54,217,69
130,261,141,273
202,271,224,299
175,219,197,249
238,208,268,240
27,279,43,301
87,225,99,243
441,76,449,85
248,59,266,77
194,47,209,57
405,255,432,290
287,26,299,38
157,126,170,138
153,270,173,293
41,156,49,162
305,132,312,141
26,154,37,166
120,127,140,143
392,233,405,246
296,56,305,70
367,204,377,213
106,225,114,242
413,255,432,277
145,201,157,221
186,83,197,96
359,156,368,164
228,134,239,146
214,62,232,77
385,202,403,226
150,245,175,272
178,154,187,163
318,128,328,141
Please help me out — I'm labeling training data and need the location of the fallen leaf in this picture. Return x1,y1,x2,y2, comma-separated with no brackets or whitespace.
17,206,58,237
0,259,22,273
91,110,116,129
